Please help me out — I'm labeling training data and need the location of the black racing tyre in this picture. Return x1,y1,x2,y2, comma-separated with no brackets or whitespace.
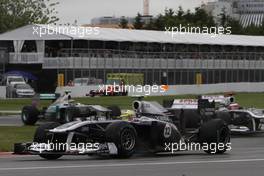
21,106,40,125
106,121,137,158
215,111,232,125
199,119,230,154
33,122,62,160
107,105,121,119
184,110,201,128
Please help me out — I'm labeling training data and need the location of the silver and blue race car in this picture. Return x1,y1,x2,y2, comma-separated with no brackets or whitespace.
21,92,121,125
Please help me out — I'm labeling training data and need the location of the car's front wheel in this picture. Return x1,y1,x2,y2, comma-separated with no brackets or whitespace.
199,119,230,154
34,122,62,160
106,121,137,158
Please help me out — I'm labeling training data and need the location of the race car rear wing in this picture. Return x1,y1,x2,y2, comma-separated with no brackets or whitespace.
165,93,235,110
200,95,235,105
201,95,225,103
170,99,198,109
168,98,215,110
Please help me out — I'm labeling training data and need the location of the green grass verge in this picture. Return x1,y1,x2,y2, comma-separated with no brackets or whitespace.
0,93,264,111
0,126,37,152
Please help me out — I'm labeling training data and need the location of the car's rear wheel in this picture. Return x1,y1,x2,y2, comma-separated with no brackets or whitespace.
34,122,62,160
106,121,137,158
21,106,39,125
199,119,230,154
215,111,232,124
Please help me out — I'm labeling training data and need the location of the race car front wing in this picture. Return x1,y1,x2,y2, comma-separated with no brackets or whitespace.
13,142,118,156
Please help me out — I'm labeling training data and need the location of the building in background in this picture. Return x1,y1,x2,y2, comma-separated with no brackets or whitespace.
89,0,152,28
90,16,153,28
203,0,264,27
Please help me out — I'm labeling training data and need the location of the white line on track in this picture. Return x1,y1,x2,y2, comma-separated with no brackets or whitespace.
1,158,264,171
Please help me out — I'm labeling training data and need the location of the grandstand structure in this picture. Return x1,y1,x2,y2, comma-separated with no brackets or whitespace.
0,24,263,91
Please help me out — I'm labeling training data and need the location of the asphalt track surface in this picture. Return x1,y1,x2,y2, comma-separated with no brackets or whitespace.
0,115,45,126
0,116,264,176
0,115,23,126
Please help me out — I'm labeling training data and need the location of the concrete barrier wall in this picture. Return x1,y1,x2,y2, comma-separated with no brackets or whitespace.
56,86,99,98
55,82,264,97
0,86,6,99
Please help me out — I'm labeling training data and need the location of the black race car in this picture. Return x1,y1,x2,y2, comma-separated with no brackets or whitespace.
163,95,264,134
14,97,230,159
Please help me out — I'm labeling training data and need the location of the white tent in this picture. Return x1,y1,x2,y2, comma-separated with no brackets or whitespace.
0,24,264,47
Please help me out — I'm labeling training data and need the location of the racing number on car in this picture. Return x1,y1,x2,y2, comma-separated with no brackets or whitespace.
164,123,172,138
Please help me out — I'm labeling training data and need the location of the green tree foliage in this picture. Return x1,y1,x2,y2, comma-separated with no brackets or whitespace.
119,17,128,29
133,13,144,29
219,7,229,27
0,0,59,33
243,21,264,35
225,18,243,34
134,6,263,36
140,7,216,31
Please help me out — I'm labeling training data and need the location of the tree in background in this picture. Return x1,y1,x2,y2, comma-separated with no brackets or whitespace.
119,17,128,29
226,18,243,35
0,0,59,33
140,7,216,31
219,7,229,27
132,6,263,36
133,13,144,29
192,7,215,28
243,21,264,36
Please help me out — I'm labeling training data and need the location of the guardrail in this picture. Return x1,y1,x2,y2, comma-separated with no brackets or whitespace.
9,52,44,64
7,50,264,70
43,57,264,70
